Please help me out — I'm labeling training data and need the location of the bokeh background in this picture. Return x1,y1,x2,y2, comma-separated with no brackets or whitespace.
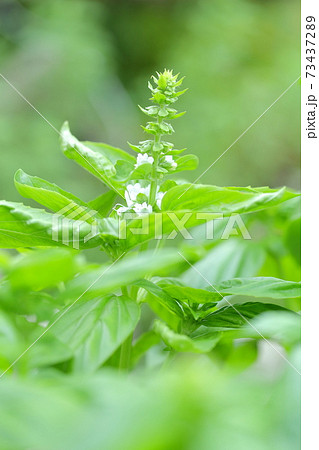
0,0,300,205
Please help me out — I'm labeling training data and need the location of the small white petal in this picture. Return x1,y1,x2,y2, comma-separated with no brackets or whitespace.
164,155,174,163
134,153,154,168
117,206,130,215
163,155,177,170
133,202,153,215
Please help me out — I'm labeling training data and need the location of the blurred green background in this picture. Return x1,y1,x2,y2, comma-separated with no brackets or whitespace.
0,0,300,205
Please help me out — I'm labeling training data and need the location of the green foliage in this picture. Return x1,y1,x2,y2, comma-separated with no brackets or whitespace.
14,169,91,215
51,295,140,372
0,201,101,249
0,69,300,449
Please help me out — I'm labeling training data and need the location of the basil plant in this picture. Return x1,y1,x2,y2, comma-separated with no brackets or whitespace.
0,70,300,374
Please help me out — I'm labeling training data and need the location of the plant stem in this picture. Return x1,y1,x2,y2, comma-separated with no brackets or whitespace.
118,285,132,371
149,117,162,207
119,333,133,371
149,146,159,206
121,285,129,297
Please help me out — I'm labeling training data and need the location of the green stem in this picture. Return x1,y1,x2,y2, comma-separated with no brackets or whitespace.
118,285,132,371
149,147,159,206
121,285,129,297
149,116,162,207
119,333,133,371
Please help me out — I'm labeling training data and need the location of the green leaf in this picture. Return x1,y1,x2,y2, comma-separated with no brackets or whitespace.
8,248,79,291
81,142,135,195
162,184,299,214
129,163,153,181
133,279,184,317
60,122,135,196
285,218,301,266
201,302,291,328
61,121,115,182
131,279,182,331
88,191,117,217
159,283,219,304
61,249,182,301
0,201,102,249
116,211,222,251
0,280,55,317
14,169,91,217
50,295,140,372
240,311,301,347
174,154,199,173
0,311,22,369
26,333,73,369
153,320,221,353
206,277,301,300
131,331,161,367
118,184,299,251
182,240,266,287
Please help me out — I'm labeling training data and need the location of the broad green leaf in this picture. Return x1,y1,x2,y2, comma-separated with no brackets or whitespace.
88,191,117,217
131,331,161,367
14,170,93,218
182,240,266,287
240,311,301,347
61,249,182,301
26,333,73,369
129,163,152,181
115,211,223,251
162,184,299,214
201,302,290,328
84,141,135,167
205,277,301,300
114,182,297,249
0,311,22,370
8,248,78,291
133,279,184,317
51,295,140,372
276,196,301,221
114,160,135,181
132,279,182,331
61,121,115,184
174,154,199,173
159,283,220,304
0,287,59,320
285,218,301,266
102,199,271,252
0,201,102,249
61,122,135,196
153,320,221,353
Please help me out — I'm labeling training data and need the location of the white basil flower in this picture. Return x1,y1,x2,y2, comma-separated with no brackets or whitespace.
133,202,153,215
125,183,150,207
164,155,177,170
134,153,154,168
116,205,130,215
